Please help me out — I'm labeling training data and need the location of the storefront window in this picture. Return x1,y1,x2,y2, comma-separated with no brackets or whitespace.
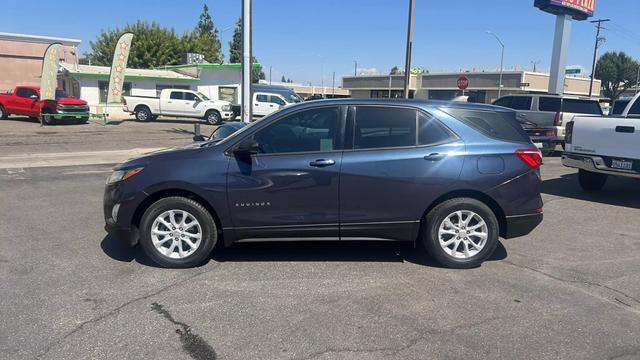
98,81,131,103
219,86,238,103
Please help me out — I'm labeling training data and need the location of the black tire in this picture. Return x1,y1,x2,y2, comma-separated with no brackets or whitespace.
42,114,55,125
0,105,7,120
560,142,566,151
423,198,500,269
140,196,217,268
578,169,607,192
205,110,222,125
150,115,159,121
135,106,152,122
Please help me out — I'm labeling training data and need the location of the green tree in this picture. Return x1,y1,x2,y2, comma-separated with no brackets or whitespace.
189,4,222,63
228,18,242,63
287,78,292,83
281,75,286,82
595,51,639,101
86,21,183,68
390,66,402,75
227,17,264,82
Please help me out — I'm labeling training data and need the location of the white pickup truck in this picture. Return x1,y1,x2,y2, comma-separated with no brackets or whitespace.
123,89,233,124
562,92,640,191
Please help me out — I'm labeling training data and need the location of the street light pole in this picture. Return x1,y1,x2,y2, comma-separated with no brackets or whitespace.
589,19,609,98
486,31,505,99
403,0,415,99
241,0,252,123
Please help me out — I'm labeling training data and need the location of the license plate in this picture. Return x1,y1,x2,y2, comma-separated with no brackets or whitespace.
534,142,543,149
611,159,633,170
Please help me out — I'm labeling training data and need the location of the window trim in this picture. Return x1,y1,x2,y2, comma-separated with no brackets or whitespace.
345,105,459,153
225,105,347,157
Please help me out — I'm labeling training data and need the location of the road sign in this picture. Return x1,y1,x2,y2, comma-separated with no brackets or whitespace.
457,76,469,90
565,68,581,74
519,82,531,87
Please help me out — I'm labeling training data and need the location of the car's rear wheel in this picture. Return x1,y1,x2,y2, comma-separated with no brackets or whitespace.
578,169,607,192
0,105,7,120
423,198,499,269
205,110,222,125
140,196,217,268
135,107,152,122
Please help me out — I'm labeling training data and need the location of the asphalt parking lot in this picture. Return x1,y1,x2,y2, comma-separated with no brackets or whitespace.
1,116,640,360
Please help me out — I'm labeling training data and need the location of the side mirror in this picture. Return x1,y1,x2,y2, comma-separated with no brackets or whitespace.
193,134,206,142
233,139,260,157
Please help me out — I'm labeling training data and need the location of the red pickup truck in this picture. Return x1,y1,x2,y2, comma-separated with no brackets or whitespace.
0,86,90,125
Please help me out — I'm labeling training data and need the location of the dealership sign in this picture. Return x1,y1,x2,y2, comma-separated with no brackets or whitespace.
534,0,595,21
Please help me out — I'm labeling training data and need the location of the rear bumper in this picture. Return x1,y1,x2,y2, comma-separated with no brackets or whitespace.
524,128,557,152
562,152,640,179
504,213,543,239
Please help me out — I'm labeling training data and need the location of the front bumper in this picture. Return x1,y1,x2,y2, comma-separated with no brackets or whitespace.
104,222,139,247
221,111,233,120
504,213,543,239
562,152,640,179
104,184,143,247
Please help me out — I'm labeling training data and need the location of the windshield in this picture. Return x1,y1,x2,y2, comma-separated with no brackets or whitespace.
215,117,270,146
611,100,630,115
286,92,303,103
55,89,67,99
197,92,210,101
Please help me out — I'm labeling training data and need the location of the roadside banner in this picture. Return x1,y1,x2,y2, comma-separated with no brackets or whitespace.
106,32,134,104
39,43,63,101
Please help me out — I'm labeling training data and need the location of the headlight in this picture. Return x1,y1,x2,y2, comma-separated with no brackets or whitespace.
106,167,144,185
222,104,231,111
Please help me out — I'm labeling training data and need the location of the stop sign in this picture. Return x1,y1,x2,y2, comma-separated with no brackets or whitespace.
457,76,469,90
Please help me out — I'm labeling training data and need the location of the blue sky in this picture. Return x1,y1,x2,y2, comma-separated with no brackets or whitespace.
2,1,639,85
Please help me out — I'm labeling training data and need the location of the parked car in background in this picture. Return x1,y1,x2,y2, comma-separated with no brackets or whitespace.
562,93,640,191
305,94,326,101
123,89,233,125
104,99,543,269
0,86,89,125
252,84,303,117
493,94,603,152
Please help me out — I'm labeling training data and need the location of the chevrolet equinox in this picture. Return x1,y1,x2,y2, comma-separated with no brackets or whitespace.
104,99,543,269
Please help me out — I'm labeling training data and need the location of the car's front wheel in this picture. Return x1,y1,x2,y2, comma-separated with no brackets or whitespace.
423,198,499,269
205,110,222,125
140,196,217,268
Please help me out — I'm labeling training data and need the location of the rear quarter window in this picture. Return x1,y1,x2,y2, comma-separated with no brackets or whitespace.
562,99,602,115
443,108,530,144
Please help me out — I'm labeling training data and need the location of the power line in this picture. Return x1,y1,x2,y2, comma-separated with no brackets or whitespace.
589,19,610,97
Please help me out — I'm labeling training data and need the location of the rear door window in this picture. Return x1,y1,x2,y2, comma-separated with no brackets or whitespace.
256,94,268,103
538,97,561,112
169,91,184,100
493,97,512,108
443,108,530,143
611,100,630,115
354,107,417,149
16,88,37,98
418,113,457,146
510,97,533,110
562,99,602,115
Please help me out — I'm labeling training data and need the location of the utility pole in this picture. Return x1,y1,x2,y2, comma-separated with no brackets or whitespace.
636,65,640,95
332,71,335,97
269,66,272,85
531,60,541,72
589,19,609,98
354,60,357,76
403,0,415,99
241,0,252,123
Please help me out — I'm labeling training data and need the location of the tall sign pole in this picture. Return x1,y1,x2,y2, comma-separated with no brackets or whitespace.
588,19,609,97
403,0,415,99
534,0,597,95
241,0,252,123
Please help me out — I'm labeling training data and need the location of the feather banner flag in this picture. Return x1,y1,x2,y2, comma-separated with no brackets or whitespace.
40,43,63,101
106,33,134,104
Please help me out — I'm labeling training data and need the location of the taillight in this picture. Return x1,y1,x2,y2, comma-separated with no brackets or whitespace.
545,130,555,137
565,121,574,144
553,112,563,126
516,149,543,170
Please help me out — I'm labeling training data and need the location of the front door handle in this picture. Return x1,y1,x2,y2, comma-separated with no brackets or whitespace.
309,159,336,167
424,153,446,161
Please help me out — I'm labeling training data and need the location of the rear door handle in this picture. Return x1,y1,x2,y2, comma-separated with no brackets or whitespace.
309,159,336,167
615,126,635,133
424,153,446,161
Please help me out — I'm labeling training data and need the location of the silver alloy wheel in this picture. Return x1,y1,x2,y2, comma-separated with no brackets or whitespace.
207,112,219,124
0,107,4,118
137,110,148,121
438,210,488,259
151,209,202,259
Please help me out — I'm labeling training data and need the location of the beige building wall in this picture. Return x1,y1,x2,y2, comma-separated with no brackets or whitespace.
0,33,80,92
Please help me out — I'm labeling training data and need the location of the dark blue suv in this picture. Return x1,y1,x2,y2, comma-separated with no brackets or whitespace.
104,99,543,269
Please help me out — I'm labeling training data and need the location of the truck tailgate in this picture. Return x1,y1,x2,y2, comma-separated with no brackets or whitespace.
570,116,639,160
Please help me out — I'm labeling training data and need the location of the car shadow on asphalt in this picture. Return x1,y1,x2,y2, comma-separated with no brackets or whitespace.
542,173,640,210
101,235,508,269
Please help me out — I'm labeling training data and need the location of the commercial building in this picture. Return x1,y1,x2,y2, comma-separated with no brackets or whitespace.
0,32,80,91
342,71,601,103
